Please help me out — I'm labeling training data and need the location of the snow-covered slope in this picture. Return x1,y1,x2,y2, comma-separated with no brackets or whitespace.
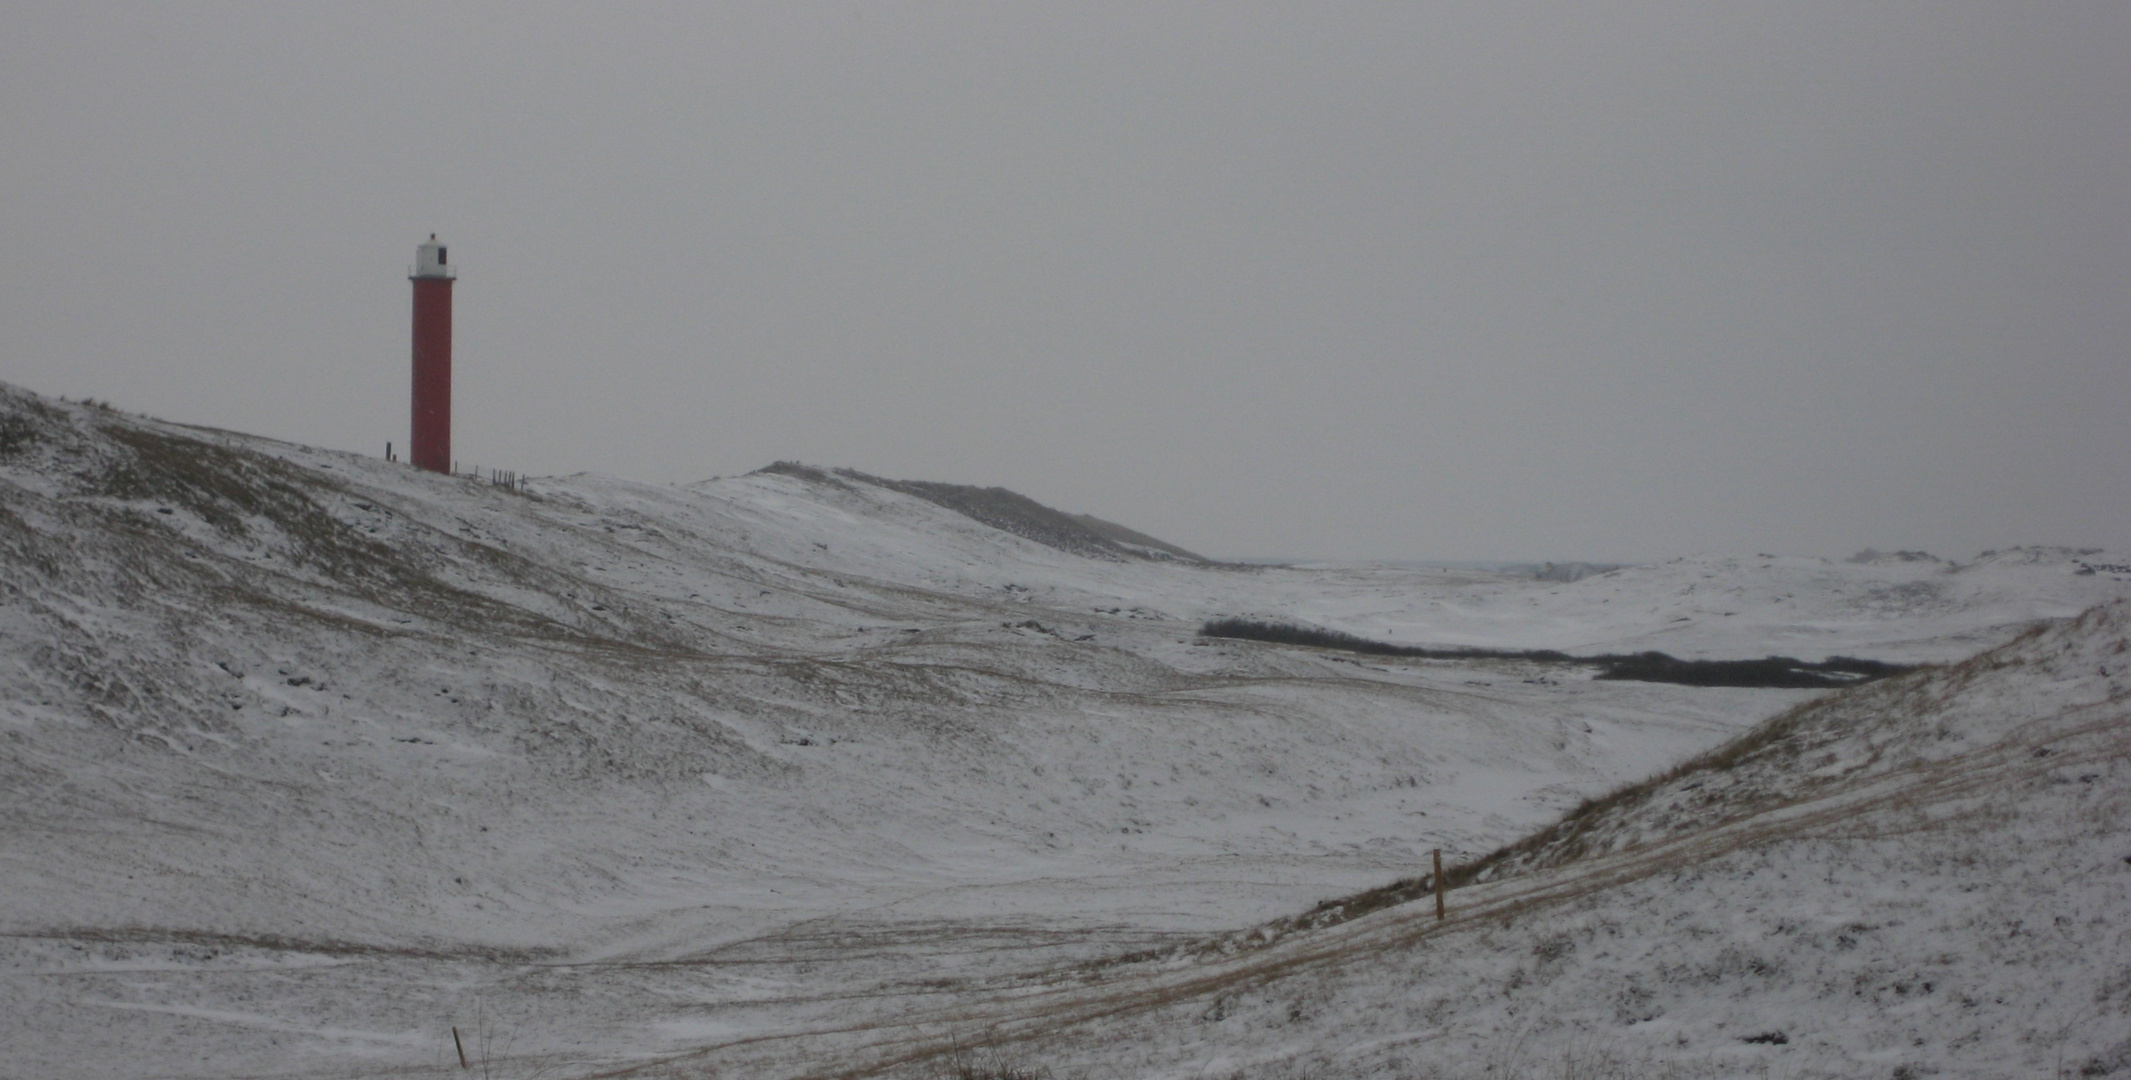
673,603,2131,1080
0,383,2123,1078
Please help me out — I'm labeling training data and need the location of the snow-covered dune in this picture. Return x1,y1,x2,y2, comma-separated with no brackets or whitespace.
1237,549,2123,665
669,603,2131,1080
0,383,2123,1078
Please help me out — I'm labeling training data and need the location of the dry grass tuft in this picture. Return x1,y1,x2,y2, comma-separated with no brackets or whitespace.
935,1043,1055,1080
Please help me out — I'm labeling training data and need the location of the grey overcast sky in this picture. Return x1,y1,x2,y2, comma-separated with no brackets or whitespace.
2,4,2125,562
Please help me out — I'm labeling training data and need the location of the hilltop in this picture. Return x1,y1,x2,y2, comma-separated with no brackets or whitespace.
756,461,1216,564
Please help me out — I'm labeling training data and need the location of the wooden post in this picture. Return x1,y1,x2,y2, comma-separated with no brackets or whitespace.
1433,849,1446,921
453,1025,469,1070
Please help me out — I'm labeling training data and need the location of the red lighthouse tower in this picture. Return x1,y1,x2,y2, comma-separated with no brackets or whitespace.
409,235,455,473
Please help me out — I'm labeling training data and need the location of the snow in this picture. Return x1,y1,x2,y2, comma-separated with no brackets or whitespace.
0,383,2125,1078
893,604,2131,1080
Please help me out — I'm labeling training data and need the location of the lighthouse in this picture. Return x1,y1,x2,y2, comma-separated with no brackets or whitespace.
409,235,455,473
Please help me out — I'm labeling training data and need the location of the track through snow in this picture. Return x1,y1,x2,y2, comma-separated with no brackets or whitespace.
0,385,2125,1078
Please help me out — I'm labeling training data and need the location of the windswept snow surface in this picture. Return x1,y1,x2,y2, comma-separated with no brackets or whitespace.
0,384,2124,1078
767,603,2129,1080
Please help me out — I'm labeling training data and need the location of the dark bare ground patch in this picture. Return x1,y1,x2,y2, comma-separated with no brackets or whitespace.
1198,618,1912,689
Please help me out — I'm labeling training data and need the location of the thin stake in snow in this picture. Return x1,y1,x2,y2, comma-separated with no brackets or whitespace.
1434,849,1446,921
452,1025,469,1070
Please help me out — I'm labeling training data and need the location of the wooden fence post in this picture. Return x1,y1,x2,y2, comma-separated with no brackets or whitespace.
1433,849,1446,921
